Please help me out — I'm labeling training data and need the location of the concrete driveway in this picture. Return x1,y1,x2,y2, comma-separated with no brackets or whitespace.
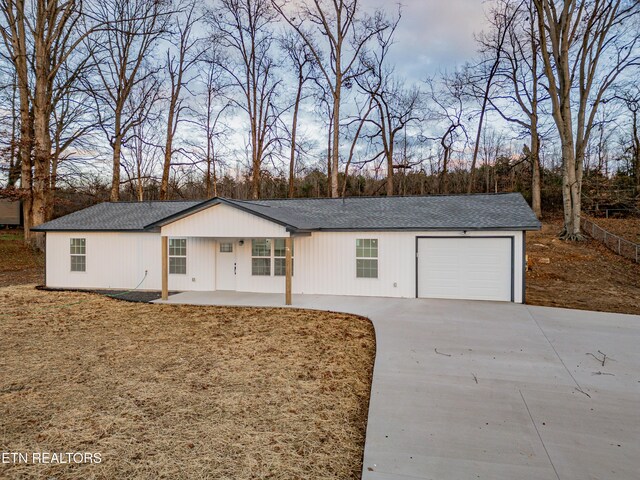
157,292,640,480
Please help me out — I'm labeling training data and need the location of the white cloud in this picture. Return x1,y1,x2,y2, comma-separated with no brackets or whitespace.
364,0,489,80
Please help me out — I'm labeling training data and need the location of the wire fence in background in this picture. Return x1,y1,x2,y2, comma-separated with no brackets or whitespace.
581,217,640,264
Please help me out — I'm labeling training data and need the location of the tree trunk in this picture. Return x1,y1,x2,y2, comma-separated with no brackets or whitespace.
46,152,58,221
110,135,122,202
530,130,542,219
331,82,341,198
468,100,489,193
326,121,332,198
31,29,52,250
251,147,260,200
160,108,175,200
31,108,50,251
386,150,394,196
632,109,640,195
206,149,212,199
136,150,144,201
441,147,449,194
19,105,33,244
8,79,21,187
289,75,303,198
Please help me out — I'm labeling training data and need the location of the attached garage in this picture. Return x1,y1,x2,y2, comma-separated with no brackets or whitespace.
417,237,513,302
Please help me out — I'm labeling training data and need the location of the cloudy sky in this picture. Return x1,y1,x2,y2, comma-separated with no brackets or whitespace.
365,0,489,80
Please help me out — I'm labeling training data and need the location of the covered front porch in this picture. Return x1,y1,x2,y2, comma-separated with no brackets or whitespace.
160,236,296,304
153,198,308,305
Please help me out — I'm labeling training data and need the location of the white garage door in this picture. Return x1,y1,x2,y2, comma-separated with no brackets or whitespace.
417,237,513,302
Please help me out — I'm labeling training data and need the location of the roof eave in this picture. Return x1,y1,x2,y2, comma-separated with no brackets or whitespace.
295,225,542,232
30,227,157,233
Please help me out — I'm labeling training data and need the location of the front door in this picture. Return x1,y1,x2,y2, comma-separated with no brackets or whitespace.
216,241,237,291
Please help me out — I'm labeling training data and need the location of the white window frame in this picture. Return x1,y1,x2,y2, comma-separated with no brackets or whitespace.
169,238,187,275
70,238,86,272
251,239,271,276
356,238,378,279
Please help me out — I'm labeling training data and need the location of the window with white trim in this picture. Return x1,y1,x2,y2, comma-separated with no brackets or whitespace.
70,238,86,272
274,238,293,276
251,239,271,276
356,239,378,278
169,238,187,274
219,242,233,253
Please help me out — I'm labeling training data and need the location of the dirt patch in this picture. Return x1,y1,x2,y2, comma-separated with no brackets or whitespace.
527,219,640,315
0,286,376,479
589,217,640,244
0,230,44,287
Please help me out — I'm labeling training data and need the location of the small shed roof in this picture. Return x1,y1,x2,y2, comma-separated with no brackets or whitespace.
32,193,541,233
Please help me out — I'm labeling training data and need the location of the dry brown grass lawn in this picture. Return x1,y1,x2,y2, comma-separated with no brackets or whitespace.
0,231,44,287
0,285,375,479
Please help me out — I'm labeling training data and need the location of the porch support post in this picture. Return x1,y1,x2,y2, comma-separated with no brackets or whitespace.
161,236,168,301
285,236,292,305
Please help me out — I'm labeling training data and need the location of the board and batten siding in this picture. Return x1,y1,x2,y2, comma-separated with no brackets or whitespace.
45,228,525,303
161,203,290,238
46,232,217,291
271,230,524,301
212,230,524,301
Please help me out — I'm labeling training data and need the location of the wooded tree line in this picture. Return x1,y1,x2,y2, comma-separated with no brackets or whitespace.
0,0,638,248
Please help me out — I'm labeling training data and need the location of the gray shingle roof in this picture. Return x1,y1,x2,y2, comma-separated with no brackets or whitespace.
33,193,540,233
223,193,540,231
32,201,200,231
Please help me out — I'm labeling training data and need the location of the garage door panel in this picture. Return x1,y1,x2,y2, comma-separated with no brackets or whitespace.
417,237,512,302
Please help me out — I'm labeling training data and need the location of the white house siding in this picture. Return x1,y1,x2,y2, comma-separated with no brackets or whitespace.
299,231,521,301
46,229,524,303
46,232,216,291
228,230,524,302
160,203,290,238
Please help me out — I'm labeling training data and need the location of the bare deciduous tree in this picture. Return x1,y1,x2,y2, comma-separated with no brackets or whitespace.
467,0,519,194
211,0,282,199
1,0,94,247
358,16,421,196
88,0,170,202
280,32,316,198
189,52,230,199
273,0,391,197
159,1,202,200
614,85,640,194
483,0,544,218
533,0,640,239
425,75,469,194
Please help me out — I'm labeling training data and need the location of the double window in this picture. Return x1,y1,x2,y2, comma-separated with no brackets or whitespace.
169,238,187,274
251,238,293,276
70,238,86,272
356,239,378,278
